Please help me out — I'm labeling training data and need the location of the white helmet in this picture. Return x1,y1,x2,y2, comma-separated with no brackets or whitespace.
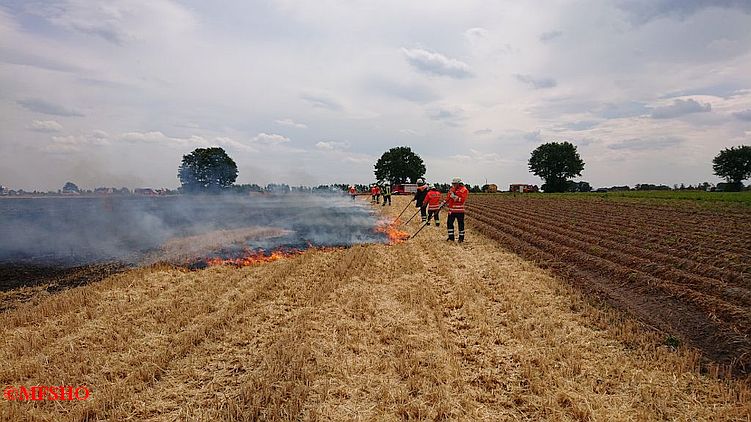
452,177,462,184
416,178,425,185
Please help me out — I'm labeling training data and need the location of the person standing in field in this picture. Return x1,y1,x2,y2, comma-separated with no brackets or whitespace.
370,184,377,203
422,184,442,226
446,177,469,242
413,178,429,222
381,181,392,206
374,184,381,204
349,185,357,201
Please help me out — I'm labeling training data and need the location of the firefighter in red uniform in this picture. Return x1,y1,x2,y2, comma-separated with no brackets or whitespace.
349,185,357,201
422,184,443,226
446,177,469,242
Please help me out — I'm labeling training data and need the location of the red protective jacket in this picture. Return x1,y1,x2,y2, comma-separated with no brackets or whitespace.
423,189,443,211
349,187,356,195
447,185,468,214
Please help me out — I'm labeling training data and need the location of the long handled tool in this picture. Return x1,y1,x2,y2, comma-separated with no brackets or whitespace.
409,202,446,239
404,206,422,224
392,199,413,223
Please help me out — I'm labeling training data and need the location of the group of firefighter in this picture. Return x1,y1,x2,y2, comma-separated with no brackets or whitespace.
348,177,468,243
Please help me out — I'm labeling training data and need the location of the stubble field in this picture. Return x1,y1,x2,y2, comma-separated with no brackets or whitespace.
1,195,749,421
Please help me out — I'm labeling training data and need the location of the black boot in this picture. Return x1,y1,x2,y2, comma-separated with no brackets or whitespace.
458,237,464,243
446,236,454,241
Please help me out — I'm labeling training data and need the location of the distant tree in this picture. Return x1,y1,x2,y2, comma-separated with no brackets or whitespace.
712,145,751,191
635,183,671,191
374,146,426,184
433,183,451,193
178,147,238,193
528,142,585,193
62,181,79,193
566,181,591,192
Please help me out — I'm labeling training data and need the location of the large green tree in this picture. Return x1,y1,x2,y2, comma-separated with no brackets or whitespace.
528,141,585,193
374,146,426,184
713,145,751,190
178,147,238,193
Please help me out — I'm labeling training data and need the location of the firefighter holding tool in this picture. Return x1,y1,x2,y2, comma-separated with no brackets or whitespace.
422,184,443,226
413,178,429,222
446,177,469,242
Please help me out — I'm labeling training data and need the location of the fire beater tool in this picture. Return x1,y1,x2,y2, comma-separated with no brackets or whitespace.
409,202,446,239
404,206,422,225
393,199,413,224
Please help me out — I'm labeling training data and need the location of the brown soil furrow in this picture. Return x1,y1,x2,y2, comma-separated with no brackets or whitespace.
471,205,751,296
469,211,751,375
471,203,751,278
472,198,751,260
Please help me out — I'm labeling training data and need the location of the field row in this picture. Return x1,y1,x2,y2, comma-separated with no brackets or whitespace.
468,196,751,376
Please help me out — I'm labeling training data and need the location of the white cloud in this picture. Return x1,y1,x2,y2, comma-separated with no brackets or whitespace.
315,140,350,151
29,120,63,132
251,133,290,144
275,118,307,128
213,136,255,152
651,98,711,119
42,131,109,153
27,0,196,44
401,47,472,79
1,1,750,189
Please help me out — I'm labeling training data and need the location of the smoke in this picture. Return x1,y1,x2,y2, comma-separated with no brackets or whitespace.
0,193,387,266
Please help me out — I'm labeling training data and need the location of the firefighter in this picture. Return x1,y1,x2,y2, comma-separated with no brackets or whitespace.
381,181,392,206
349,185,357,201
374,184,381,204
370,184,377,203
446,177,469,242
413,178,429,222
422,184,442,226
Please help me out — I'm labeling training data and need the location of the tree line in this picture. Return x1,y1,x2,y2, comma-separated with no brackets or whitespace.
175,143,750,194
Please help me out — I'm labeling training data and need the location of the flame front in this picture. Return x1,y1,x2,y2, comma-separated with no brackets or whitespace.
203,245,341,267
205,248,302,267
376,220,410,244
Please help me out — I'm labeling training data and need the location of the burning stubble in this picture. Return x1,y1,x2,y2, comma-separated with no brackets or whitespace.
0,193,389,287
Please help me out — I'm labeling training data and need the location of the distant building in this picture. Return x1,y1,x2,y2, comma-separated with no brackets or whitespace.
134,188,157,195
482,184,498,193
0,185,8,196
509,184,539,193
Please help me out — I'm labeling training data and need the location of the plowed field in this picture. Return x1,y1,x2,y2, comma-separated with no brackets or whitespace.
468,195,751,376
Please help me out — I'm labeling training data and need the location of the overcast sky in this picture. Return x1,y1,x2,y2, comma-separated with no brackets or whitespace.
1,0,750,190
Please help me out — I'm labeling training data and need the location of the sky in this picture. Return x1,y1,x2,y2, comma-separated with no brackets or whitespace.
1,0,750,191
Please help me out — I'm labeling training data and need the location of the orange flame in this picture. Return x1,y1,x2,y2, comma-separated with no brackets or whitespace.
204,246,340,267
206,249,299,267
376,220,410,244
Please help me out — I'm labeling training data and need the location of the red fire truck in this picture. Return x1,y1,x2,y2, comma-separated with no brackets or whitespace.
392,183,418,195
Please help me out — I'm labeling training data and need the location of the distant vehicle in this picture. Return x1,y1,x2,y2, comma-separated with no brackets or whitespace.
509,184,539,193
483,184,498,193
392,183,418,195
